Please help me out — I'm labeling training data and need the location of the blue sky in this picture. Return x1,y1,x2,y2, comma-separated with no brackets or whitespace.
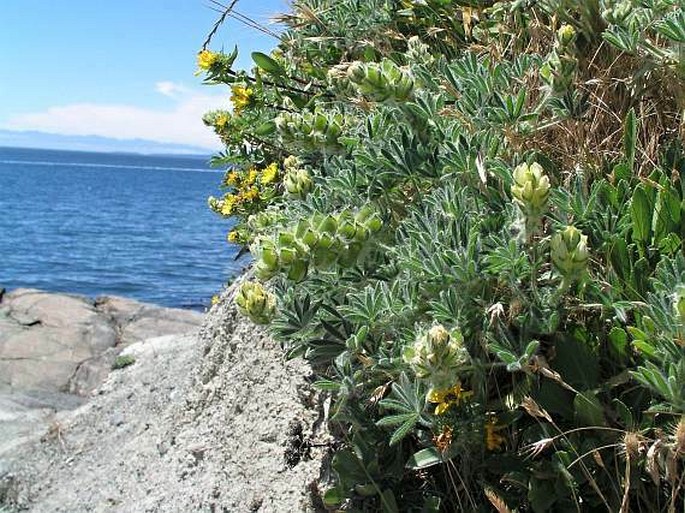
0,0,289,150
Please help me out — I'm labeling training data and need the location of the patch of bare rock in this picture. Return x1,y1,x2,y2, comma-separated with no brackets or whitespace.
0,282,330,512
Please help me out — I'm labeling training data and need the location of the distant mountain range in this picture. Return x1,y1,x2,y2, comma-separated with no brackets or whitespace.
0,129,213,156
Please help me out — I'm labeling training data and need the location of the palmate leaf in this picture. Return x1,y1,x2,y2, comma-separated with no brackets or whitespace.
272,293,318,337
603,25,639,53
377,373,429,446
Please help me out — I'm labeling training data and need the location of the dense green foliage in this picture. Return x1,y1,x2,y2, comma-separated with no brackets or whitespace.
200,1,685,511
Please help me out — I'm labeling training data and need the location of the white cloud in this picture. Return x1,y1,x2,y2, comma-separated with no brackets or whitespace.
155,81,189,98
3,84,230,150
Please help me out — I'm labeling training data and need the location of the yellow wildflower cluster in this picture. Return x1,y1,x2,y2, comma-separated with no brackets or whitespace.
209,163,282,233
215,112,230,130
231,85,254,113
197,49,218,71
261,163,279,185
427,383,473,415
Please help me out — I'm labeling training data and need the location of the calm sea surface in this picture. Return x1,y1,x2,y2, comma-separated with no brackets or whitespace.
0,147,246,309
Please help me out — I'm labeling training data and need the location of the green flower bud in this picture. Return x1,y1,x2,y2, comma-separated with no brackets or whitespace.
402,325,469,389
364,213,383,234
355,205,375,224
254,261,277,280
318,214,338,235
316,232,336,250
551,226,589,281
353,223,370,243
259,240,280,270
235,281,277,324
338,219,358,241
301,228,319,248
287,259,309,282
278,246,298,266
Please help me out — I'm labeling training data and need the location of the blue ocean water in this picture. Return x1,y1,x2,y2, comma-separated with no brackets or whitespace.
0,147,247,309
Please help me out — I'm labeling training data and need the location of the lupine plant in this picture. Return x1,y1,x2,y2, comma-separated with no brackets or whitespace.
200,0,685,511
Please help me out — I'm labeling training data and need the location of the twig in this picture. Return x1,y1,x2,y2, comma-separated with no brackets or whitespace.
202,0,240,50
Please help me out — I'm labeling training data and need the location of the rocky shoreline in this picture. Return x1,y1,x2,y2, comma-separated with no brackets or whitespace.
0,284,328,512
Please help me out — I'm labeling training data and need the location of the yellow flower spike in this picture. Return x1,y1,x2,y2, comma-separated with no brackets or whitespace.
484,416,506,451
197,49,218,71
210,294,220,306
261,163,279,185
427,383,473,415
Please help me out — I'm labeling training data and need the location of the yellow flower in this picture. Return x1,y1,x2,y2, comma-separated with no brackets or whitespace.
242,187,260,202
197,49,218,71
231,85,254,113
484,416,506,451
220,195,237,216
427,383,473,415
225,171,240,186
245,168,258,186
261,163,279,185
215,112,230,129
227,230,240,243
210,294,220,306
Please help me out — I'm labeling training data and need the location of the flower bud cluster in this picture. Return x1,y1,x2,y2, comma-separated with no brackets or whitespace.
402,325,470,390
347,59,414,103
275,110,345,152
601,0,633,25
551,225,589,282
511,162,550,233
235,281,277,324
282,156,313,199
406,36,434,65
253,206,383,282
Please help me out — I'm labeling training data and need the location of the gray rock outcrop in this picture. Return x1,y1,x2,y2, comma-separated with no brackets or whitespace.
0,289,202,395
1,279,329,512
0,288,203,464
